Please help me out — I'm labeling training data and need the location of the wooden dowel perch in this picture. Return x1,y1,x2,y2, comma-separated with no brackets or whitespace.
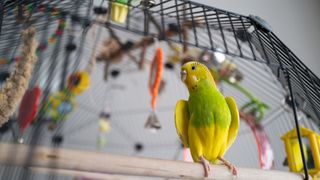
0,143,307,180
0,27,38,127
30,167,142,180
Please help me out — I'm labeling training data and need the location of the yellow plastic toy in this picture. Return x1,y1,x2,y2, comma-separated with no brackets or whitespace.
281,127,320,179
111,0,129,23
99,118,110,133
67,71,90,95
97,112,111,148
110,0,141,23
288,139,308,172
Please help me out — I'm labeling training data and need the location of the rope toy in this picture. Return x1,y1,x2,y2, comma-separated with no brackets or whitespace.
0,27,38,127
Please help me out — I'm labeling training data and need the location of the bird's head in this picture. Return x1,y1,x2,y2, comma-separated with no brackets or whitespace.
180,61,216,91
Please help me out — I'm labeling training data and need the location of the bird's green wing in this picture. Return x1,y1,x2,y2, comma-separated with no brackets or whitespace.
175,100,190,147
225,96,239,149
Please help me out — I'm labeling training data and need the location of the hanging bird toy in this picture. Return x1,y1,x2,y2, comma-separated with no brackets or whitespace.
44,90,76,130
145,47,164,131
44,69,91,130
97,111,111,148
110,0,130,23
43,15,108,130
110,0,141,23
17,86,41,143
67,71,90,95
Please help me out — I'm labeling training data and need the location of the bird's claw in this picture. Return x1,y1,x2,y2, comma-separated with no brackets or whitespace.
231,166,237,176
218,157,238,176
199,156,211,177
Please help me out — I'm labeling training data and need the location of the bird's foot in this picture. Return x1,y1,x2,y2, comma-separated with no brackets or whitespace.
199,156,211,177
218,157,237,176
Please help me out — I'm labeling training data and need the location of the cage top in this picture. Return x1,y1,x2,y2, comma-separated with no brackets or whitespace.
0,0,319,126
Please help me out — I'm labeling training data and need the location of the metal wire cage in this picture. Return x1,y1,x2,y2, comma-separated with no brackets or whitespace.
0,0,319,179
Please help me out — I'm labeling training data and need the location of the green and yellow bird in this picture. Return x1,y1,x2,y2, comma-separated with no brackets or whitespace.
175,61,239,177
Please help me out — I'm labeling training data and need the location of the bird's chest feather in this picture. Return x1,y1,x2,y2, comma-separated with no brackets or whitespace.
188,86,217,127
187,80,230,128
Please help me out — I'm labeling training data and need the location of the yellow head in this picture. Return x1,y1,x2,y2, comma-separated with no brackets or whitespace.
180,61,216,91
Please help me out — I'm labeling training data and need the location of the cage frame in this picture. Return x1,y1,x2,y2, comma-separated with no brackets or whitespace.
0,0,319,179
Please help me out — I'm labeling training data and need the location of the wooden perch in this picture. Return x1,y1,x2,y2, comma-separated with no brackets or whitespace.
0,143,307,180
30,167,142,180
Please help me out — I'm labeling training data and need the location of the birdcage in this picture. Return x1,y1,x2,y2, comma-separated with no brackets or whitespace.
0,0,319,179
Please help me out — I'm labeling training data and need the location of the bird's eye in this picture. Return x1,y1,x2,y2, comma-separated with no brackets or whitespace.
191,66,196,71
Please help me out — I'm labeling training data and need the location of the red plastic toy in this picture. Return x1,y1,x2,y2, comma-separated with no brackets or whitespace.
17,86,42,134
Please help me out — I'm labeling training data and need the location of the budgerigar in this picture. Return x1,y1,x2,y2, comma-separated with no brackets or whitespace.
175,61,239,177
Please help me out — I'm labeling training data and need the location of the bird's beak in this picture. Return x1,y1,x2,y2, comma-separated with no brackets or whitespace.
180,70,187,82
